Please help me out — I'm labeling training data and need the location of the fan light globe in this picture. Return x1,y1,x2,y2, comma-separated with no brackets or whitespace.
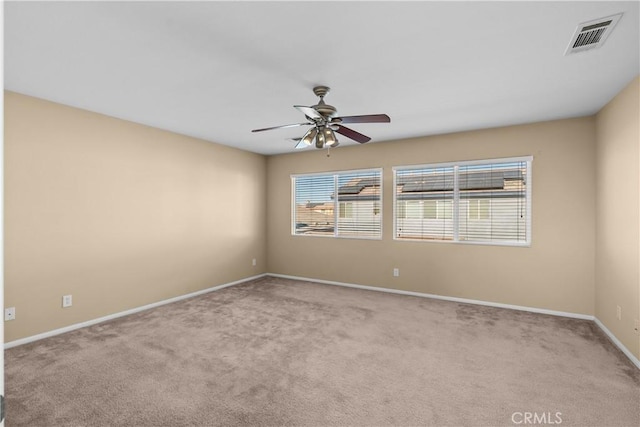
301,127,318,146
324,127,338,147
315,127,326,149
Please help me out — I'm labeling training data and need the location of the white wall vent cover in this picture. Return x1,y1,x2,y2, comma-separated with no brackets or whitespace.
565,13,623,55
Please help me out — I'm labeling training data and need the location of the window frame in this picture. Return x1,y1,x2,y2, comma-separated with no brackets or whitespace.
291,168,383,240
393,156,532,247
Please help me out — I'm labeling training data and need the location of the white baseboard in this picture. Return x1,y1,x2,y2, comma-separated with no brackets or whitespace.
7,271,639,371
4,273,268,349
270,273,640,370
594,317,640,370
269,273,594,320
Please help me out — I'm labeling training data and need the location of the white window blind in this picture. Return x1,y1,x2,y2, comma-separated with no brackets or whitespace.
458,162,528,243
395,166,454,241
394,157,531,246
292,169,382,239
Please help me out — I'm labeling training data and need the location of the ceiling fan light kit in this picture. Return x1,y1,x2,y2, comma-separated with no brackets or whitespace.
252,86,390,152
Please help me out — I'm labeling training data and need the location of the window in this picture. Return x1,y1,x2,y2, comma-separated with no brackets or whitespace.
292,169,382,239
396,200,452,220
467,199,490,220
339,202,353,218
394,157,531,245
424,200,452,220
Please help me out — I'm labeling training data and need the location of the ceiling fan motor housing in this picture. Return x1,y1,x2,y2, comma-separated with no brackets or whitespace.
313,101,338,119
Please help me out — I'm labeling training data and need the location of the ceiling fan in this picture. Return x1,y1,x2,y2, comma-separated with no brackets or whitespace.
251,86,390,150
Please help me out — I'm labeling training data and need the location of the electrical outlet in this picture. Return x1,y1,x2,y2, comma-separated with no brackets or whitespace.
616,305,622,320
393,268,400,277
5,307,16,321
252,258,257,267
62,295,73,308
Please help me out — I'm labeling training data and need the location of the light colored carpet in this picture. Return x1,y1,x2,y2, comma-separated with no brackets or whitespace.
5,276,640,426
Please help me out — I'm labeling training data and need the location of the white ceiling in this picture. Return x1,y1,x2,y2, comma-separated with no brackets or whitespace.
4,1,639,155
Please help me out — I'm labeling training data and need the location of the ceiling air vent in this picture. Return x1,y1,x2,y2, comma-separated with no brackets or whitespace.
564,13,623,55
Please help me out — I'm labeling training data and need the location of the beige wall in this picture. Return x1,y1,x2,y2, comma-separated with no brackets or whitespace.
7,82,636,358
267,118,597,315
595,76,640,359
4,92,267,342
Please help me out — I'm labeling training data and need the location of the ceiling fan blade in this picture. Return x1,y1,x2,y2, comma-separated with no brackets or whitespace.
333,114,390,124
334,125,371,144
251,122,312,133
294,139,309,149
294,105,322,120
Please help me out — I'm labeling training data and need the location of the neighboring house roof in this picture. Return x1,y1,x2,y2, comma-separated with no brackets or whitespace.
397,169,524,191
337,178,381,202
297,169,526,206
397,168,526,200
